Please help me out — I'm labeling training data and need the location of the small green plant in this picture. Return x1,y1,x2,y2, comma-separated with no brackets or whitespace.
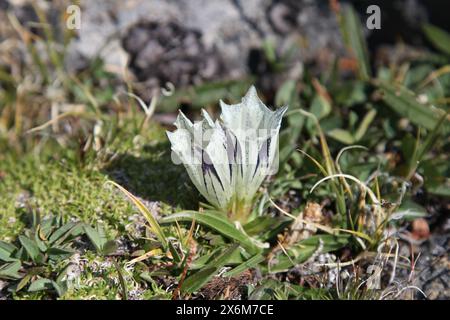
0,211,116,297
0,213,83,296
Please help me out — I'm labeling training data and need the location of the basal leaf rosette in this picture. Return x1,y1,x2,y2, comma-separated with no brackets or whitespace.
167,86,287,223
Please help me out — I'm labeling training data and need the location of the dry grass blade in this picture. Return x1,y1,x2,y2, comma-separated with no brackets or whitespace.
25,108,90,134
106,180,168,249
335,145,368,167
293,109,347,217
335,145,368,199
298,109,336,176
297,149,328,177
419,65,450,88
123,91,157,118
123,91,158,131
310,173,380,205
268,197,336,235
70,75,100,114
276,240,296,266
126,249,163,266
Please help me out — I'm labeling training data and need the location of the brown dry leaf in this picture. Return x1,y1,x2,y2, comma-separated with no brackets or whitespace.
285,202,326,246
411,218,430,240
338,57,358,73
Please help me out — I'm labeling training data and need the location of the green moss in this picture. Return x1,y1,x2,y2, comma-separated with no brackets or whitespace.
0,154,133,240
0,120,199,243
0,118,202,299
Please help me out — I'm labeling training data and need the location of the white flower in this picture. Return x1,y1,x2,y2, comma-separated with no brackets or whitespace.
167,86,287,222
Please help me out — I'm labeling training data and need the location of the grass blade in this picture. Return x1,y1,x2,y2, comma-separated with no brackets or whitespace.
107,180,168,249
0,241,18,262
0,261,22,280
160,210,260,254
376,81,450,134
340,5,371,80
112,260,128,300
223,253,265,277
423,24,450,56
18,235,42,263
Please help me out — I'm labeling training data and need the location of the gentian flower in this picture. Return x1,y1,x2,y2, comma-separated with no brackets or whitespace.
167,86,287,222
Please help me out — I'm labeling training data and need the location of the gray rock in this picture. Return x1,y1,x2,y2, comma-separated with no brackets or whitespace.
65,0,344,92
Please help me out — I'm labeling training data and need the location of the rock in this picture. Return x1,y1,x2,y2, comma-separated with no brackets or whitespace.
122,21,221,90
6,0,443,98
63,0,345,94
413,233,450,300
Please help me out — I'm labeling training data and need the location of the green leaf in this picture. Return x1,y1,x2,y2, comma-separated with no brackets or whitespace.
38,217,56,238
168,241,182,264
223,253,265,277
84,224,117,255
391,199,428,221
0,241,17,254
276,80,303,146
0,241,18,262
427,178,450,197
423,24,450,56
327,107,375,144
51,280,67,297
34,228,48,252
189,249,221,270
327,129,355,144
310,95,331,120
181,244,239,293
102,240,118,255
18,235,43,263
84,224,107,253
275,80,297,107
112,260,128,300
0,261,22,280
243,216,287,236
248,279,279,300
16,273,32,292
181,267,217,294
14,247,25,261
416,110,450,162
376,81,450,134
28,278,54,292
48,222,78,245
272,246,318,274
47,247,74,261
262,40,277,64
160,210,261,254
334,81,367,106
340,5,371,80
200,245,239,269
354,109,377,141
